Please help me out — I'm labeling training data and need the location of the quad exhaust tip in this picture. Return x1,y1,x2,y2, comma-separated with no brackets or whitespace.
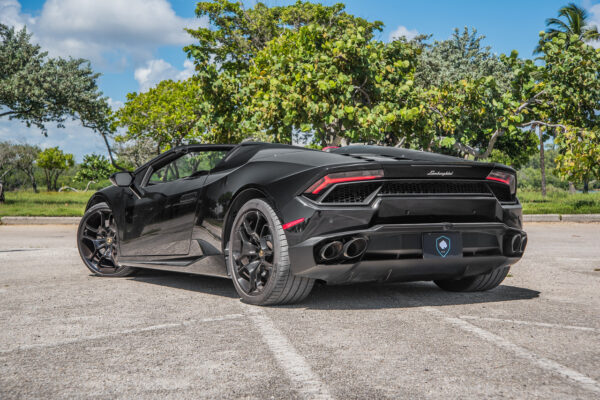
318,236,368,262
505,233,527,256
511,234,521,254
319,241,343,261
342,237,368,259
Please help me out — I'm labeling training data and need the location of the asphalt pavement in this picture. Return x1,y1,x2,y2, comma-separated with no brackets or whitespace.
0,223,599,399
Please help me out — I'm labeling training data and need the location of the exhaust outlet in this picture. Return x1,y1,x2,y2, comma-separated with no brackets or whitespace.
520,235,528,253
342,237,368,259
510,234,521,254
319,241,343,261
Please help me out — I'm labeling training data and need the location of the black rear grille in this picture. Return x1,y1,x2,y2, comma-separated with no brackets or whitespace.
321,182,381,204
380,181,490,196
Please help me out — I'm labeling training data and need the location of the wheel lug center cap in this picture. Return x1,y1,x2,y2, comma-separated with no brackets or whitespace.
106,237,113,244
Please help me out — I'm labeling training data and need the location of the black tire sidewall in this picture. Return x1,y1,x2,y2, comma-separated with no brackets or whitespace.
77,202,134,277
227,198,289,305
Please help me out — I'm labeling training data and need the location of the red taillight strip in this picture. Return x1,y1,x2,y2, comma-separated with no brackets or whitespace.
282,218,305,230
311,175,380,194
486,176,510,185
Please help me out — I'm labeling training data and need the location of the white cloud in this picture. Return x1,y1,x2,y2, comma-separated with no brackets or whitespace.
0,0,207,68
0,118,108,161
389,25,419,42
106,97,124,111
134,59,195,92
587,3,600,48
0,0,35,30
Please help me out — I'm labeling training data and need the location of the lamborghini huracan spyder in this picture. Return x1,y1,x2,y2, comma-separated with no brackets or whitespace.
77,142,527,305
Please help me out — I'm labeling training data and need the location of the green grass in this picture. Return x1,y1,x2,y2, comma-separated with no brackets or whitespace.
519,190,600,214
1,188,600,217
0,190,93,217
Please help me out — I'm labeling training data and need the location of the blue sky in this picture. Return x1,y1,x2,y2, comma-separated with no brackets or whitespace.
1,0,600,160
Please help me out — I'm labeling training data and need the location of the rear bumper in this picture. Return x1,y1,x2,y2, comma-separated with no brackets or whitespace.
288,222,524,284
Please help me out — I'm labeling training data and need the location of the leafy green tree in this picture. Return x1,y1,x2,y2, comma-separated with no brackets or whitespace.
13,143,41,193
74,154,115,183
0,24,113,140
535,3,600,53
36,147,75,191
115,79,211,153
185,0,384,143
245,21,420,145
415,28,512,91
0,141,17,182
114,138,158,169
538,32,600,192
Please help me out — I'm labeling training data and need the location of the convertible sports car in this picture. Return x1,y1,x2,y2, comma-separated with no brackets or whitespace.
77,142,527,305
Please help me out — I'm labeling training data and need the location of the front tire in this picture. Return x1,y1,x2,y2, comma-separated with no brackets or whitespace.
434,266,510,292
227,198,314,306
77,202,136,277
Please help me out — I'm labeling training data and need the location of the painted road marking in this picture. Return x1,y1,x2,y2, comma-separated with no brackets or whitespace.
0,314,244,354
460,315,599,333
247,308,333,400
425,307,600,395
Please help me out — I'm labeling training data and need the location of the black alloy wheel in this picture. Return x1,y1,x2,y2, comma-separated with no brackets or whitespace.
227,198,314,305
77,202,135,277
231,209,274,295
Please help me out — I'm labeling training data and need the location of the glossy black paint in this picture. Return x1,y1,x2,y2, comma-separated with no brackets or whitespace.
85,143,526,283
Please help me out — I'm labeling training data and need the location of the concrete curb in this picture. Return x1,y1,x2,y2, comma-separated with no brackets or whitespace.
523,214,600,223
523,214,561,222
0,216,81,225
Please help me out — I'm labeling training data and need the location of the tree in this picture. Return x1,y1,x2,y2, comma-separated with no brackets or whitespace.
535,3,600,53
115,79,211,153
0,141,17,202
36,147,74,191
245,21,421,145
184,0,384,143
539,32,600,192
415,28,512,91
74,154,115,183
13,143,41,193
0,25,112,134
114,138,158,169
0,141,17,182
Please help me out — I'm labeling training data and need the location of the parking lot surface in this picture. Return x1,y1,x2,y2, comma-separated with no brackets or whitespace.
0,223,599,399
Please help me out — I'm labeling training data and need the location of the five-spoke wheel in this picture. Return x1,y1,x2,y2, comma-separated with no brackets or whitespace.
231,209,275,295
77,202,135,277
227,198,314,305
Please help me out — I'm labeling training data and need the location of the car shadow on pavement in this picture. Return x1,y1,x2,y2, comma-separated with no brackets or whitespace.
128,269,238,299
296,281,540,310
128,269,539,310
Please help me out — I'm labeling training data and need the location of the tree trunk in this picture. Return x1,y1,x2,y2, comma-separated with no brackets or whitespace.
45,170,51,191
583,179,589,194
538,125,546,197
0,182,4,203
53,173,59,192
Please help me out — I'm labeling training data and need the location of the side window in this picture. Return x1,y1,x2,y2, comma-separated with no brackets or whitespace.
148,150,229,185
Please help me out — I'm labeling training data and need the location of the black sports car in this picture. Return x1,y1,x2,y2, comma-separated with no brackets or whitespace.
77,142,527,305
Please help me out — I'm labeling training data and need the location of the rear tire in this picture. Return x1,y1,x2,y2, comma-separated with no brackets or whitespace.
227,198,314,306
434,266,510,292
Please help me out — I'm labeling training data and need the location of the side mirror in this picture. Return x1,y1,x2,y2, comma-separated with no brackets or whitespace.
110,172,134,187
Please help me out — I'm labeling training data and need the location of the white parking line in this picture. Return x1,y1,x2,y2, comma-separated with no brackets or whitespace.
460,316,599,333
247,308,333,400
425,307,600,395
0,313,244,354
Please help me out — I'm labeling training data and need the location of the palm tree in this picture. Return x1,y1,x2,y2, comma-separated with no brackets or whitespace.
534,3,600,54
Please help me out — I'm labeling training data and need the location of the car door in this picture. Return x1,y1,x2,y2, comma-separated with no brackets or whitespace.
119,148,230,257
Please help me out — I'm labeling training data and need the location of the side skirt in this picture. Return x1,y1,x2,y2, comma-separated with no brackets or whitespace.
120,254,229,279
